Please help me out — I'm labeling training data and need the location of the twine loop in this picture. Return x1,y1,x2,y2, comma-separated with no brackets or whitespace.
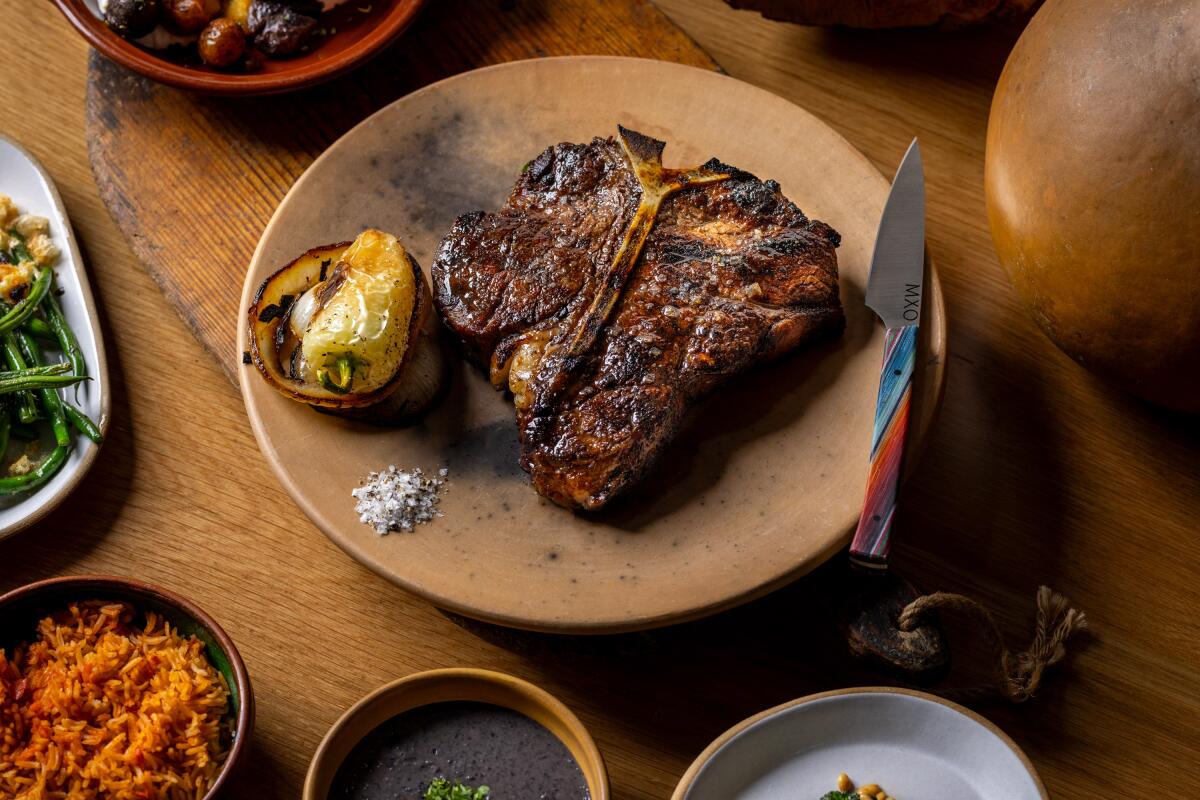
899,586,1088,702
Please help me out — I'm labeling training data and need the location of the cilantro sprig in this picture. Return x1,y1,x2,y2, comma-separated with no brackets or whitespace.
423,778,490,800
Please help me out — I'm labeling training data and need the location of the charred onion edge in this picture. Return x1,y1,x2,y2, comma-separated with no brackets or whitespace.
247,241,431,410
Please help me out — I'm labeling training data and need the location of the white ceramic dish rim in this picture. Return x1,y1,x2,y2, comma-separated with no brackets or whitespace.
0,135,110,540
672,687,1049,800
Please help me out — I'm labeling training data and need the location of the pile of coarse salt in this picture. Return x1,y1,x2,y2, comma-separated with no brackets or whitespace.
352,466,448,534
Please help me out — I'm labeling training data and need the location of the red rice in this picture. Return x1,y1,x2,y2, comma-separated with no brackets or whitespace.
0,601,230,799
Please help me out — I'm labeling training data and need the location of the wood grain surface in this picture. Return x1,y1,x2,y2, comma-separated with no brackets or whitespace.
2,1,1198,799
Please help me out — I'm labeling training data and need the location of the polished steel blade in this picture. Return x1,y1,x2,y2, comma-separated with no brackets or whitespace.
865,139,925,329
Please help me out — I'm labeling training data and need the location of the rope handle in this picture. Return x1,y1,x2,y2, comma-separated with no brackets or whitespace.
899,586,1088,702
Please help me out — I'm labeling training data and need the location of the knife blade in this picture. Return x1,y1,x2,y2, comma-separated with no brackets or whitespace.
850,138,925,569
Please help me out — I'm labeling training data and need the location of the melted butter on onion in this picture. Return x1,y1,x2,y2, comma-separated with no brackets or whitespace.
297,230,415,394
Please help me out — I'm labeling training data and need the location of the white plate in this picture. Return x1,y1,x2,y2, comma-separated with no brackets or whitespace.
674,688,1047,800
0,135,110,540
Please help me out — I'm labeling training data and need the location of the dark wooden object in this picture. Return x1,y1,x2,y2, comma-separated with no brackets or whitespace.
837,569,948,683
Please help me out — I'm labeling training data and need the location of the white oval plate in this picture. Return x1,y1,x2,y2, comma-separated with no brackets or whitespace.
0,135,110,540
674,688,1047,800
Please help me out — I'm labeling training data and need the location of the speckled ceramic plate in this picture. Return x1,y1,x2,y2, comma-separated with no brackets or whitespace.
673,688,1046,800
237,57,946,633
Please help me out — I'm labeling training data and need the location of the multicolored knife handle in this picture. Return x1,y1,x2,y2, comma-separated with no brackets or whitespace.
850,324,917,569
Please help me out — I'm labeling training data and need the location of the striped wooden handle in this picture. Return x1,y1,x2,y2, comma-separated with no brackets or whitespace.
850,325,917,569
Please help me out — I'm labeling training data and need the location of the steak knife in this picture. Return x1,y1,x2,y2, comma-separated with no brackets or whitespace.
850,139,925,570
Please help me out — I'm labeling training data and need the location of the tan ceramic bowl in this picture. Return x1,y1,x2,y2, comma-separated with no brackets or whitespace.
51,0,426,95
0,575,254,799
304,668,608,800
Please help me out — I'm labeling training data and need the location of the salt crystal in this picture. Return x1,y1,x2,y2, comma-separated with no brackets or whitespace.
351,465,448,535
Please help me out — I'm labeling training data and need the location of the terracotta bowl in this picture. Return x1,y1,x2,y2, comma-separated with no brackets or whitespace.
50,0,426,95
0,575,255,799
304,668,609,800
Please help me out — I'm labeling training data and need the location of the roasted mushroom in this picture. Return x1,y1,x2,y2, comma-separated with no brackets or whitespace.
246,0,319,56
103,0,161,38
247,230,447,424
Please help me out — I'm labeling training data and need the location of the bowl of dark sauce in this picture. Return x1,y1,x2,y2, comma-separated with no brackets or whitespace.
304,668,608,800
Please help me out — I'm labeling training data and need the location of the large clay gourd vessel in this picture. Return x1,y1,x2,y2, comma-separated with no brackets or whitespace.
985,0,1200,413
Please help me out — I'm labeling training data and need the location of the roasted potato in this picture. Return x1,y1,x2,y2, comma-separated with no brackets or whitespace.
198,17,246,67
161,0,213,34
103,0,161,38
247,0,318,56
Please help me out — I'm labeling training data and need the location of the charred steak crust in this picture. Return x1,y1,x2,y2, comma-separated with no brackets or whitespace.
433,132,844,510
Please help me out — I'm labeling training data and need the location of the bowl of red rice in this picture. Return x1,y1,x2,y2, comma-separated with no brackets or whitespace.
0,575,254,799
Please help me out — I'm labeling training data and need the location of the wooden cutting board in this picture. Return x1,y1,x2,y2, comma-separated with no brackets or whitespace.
85,0,717,379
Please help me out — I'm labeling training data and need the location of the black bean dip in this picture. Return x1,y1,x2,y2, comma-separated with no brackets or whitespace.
328,701,590,799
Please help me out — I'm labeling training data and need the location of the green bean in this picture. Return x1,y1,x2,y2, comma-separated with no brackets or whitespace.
0,374,84,393
0,364,71,379
22,317,56,341
0,268,51,335
0,234,88,495
2,333,40,423
4,296,56,341
42,276,86,379
14,332,71,446
62,401,103,445
0,444,69,495
12,400,37,423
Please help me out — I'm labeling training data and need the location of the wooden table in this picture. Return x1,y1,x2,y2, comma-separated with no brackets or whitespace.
2,2,1198,798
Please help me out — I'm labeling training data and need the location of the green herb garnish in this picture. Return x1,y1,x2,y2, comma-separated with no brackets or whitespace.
423,778,490,800
316,353,356,393
820,793,859,800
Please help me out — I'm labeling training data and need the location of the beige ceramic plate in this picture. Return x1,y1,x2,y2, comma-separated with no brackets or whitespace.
237,57,946,633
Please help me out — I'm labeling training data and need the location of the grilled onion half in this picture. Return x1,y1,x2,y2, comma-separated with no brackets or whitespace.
247,229,446,424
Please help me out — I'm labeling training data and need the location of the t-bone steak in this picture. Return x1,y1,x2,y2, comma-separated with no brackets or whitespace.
432,127,844,510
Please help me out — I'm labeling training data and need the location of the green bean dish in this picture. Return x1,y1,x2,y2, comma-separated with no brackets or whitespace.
0,193,103,496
